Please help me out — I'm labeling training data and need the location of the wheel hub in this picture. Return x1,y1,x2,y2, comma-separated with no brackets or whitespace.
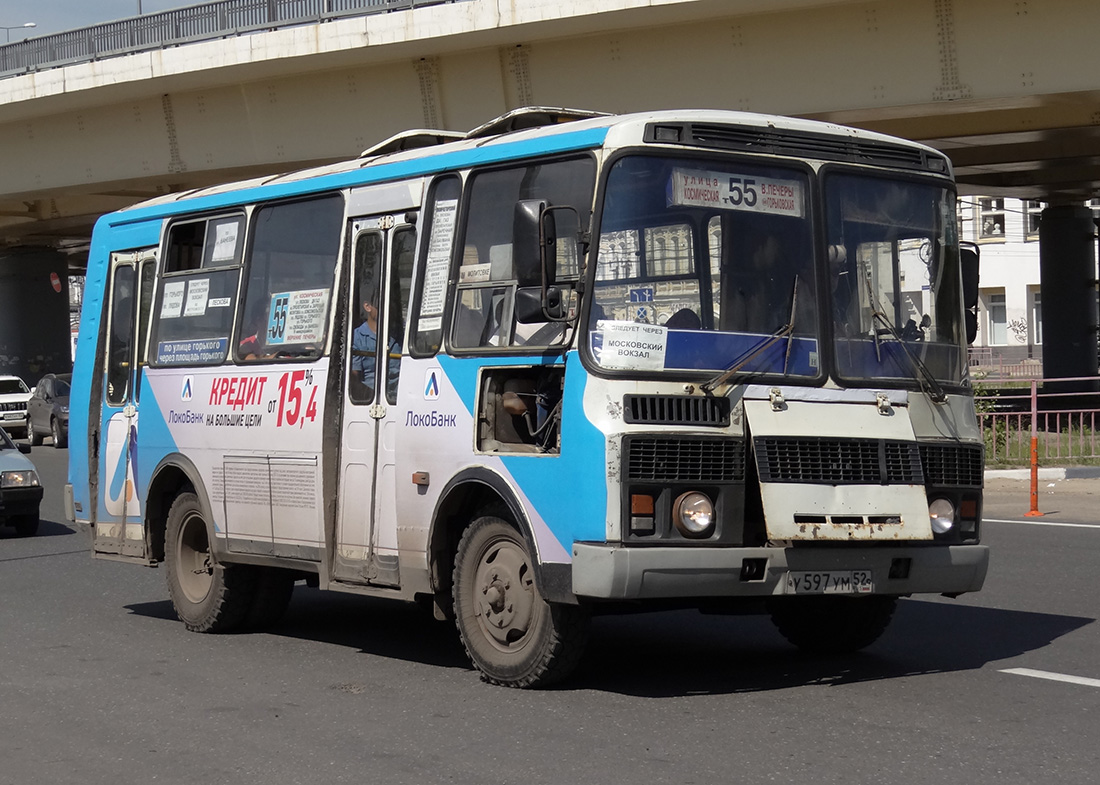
474,543,536,647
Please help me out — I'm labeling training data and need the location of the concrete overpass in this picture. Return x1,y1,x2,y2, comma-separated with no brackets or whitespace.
3,0,1100,377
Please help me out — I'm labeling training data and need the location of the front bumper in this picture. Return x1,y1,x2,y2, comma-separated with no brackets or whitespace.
572,542,989,600
0,485,44,518
0,414,27,432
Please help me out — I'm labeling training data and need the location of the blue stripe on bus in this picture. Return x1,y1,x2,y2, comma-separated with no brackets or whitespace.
106,127,609,227
435,352,607,548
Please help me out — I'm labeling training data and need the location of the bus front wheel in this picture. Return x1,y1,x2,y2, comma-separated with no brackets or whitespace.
165,492,255,633
768,595,898,654
452,516,588,688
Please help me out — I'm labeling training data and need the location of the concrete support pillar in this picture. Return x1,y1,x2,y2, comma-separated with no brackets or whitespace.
0,247,73,383
1038,205,1098,382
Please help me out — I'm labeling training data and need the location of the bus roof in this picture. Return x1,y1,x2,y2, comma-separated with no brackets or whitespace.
103,107,948,229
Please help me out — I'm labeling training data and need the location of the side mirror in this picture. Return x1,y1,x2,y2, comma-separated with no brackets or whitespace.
512,199,583,323
515,287,566,323
960,243,980,345
513,199,546,288
18,443,31,454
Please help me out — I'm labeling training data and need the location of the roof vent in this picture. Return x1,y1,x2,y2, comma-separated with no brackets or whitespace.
359,129,465,158
465,106,611,139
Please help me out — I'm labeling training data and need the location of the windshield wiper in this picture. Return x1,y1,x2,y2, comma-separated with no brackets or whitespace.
701,279,799,393
862,277,946,403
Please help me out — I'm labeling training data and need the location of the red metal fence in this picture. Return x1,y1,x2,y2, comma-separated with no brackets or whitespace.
976,376,1100,465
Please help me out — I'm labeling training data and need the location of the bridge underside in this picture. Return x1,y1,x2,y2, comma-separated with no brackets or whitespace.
3,0,1100,261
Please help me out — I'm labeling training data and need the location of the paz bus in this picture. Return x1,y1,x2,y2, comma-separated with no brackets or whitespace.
67,107,988,687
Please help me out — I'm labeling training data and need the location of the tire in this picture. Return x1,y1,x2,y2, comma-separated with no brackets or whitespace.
245,568,296,629
28,418,43,446
13,513,39,537
769,595,898,654
164,492,255,632
51,418,67,449
452,516,588,688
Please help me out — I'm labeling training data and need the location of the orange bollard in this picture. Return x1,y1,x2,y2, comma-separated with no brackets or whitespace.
1024,435,1044,516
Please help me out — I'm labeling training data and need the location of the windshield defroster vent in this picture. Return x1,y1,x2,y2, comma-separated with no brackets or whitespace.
623,395,731,426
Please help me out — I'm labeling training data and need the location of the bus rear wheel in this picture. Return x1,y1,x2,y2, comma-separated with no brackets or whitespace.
165,492,255,633
452,516,588,688
768,595,898,654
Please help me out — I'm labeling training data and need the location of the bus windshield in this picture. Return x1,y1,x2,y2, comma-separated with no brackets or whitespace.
588,155,819,378
825,172,966,389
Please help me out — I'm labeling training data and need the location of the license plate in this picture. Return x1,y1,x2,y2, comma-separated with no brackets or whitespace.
3,412,21,420
786,570,873,595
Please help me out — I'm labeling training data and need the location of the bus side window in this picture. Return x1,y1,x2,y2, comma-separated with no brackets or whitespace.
150,213,243,367
410,176,461,357
106,265,135,405
349,232,383,405
386,226,417,405
237,195,344,362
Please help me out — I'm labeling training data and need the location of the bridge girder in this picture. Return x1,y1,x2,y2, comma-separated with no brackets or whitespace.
4,0,1100,261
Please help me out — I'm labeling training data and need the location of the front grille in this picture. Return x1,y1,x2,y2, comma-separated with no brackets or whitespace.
754,437,923,485
623,395,730,426
0,401,27,412
919,443,984,487
649,123,939,171
626,437,745,482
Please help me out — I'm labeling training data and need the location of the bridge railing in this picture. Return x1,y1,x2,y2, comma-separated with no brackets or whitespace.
0,0,457,80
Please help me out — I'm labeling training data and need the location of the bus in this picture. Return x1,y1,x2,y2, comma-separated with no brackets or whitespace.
67,107,988,688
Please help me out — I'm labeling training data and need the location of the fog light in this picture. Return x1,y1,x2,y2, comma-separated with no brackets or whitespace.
673,491,714,538
928,498,956,534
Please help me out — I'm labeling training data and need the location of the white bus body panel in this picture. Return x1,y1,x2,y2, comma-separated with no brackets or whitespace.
743,395,934,541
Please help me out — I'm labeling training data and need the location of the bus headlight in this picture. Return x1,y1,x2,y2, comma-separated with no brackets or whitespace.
928,498,956,534
673,491,715,538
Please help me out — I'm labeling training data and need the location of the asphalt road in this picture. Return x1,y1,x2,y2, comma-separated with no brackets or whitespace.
2,443,1098,785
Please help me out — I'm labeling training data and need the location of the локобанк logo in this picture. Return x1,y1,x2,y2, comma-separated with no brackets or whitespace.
423,368,440,400
181,375,194,402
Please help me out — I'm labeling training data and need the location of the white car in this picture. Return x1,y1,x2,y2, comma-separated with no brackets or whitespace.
0,375,32,440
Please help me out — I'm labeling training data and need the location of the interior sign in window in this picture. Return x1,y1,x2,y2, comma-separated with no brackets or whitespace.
210,221,240,264
183,277,210,317
592,320,667,370
420,199,458,322
668,168,804,218
160,280,186,319
267,288,329,345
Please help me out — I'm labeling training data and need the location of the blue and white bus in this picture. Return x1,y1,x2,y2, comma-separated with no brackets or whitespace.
67,108,988,687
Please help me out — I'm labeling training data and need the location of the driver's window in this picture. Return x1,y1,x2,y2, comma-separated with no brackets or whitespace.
451,157,594,350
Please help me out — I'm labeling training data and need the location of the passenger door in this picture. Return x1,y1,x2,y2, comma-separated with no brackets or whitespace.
95,251,156,559
334,214,416,586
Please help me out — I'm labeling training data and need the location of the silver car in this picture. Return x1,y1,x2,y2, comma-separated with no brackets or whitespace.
0,427,42,536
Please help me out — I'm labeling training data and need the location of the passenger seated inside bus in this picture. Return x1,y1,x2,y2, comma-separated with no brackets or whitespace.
351,280,399,401
238,308,266,361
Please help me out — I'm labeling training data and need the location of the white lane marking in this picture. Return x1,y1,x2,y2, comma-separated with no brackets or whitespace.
984,518,1100,529
1001,668,1100,688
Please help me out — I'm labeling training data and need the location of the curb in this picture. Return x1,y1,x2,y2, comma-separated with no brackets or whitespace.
985,466,1100,480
